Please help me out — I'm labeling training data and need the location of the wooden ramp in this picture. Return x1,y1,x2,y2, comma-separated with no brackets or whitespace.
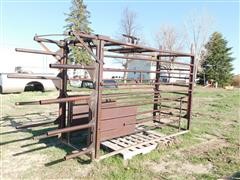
101,131,175,160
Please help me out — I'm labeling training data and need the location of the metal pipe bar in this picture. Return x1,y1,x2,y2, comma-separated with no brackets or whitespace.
40,96,90,105
187,56,195,130
16,96,90,106
103,68,192,75
35,34,67,37
107,47,188,55
104,93,187,102
103,85,189,90
102,90,189,96
15,101,40,105
160,111,187,118
160,68,190,71
104,55,193,66
15,48,58,56
99,130,189,160
160,104,187,111
33,133,57,140
38,41,60,61
34,36,63,45
72,31,193,56
158,76,189,79
103,86,155,90
47,123,94,136
103,93,152,98
153,121,187,131
102,82,190,87
64,148,92,160
50,64,95,70
104,75,190,81
110,96,188,103
101,101,160,109
71,31,99,62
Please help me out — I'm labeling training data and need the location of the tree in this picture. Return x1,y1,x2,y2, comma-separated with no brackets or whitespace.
155,24,187,81
185,11,214,78
118,7,141,82
155,24,186,52
65,0,93,65
201,32,234,87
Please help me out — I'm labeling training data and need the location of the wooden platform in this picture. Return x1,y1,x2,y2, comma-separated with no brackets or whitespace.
101,130,175,160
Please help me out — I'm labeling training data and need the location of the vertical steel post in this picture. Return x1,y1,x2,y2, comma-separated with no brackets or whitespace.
178,98,182,131
153,54,161,121
66,102,72,143
58,41,68,133
95,40,104,159
187,55,195,130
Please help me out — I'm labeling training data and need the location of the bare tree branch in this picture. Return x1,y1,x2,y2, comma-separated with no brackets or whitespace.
155,24,186,52
154,24,187,79
185,10,214,76
117,7,141,83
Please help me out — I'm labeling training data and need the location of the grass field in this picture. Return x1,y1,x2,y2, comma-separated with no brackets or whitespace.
1,87,239,179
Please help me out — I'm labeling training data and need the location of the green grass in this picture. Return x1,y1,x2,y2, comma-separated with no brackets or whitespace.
1,87,240,179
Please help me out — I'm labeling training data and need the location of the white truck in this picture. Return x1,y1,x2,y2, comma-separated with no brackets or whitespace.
0,73,59,94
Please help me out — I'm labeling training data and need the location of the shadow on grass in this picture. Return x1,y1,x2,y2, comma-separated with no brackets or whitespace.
1,112,91,166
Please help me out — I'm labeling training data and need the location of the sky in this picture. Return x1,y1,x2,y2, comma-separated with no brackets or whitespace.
0,0,239,75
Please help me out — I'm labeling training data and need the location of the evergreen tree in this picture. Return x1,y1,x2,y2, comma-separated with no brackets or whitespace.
201,32,234,87
65,0,93,65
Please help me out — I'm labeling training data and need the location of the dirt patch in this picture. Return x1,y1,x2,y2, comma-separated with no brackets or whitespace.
182,138,229,156
148,161,212,174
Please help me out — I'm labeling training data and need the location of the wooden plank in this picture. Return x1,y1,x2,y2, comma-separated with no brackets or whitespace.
100,130,189,160
110,139,129,148
118,137,140,152
101,132,158,159
101,130,183,160
137,133,155,141
101,141,122,150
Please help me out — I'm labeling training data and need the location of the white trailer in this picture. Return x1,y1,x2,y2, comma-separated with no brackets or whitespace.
0,73,59,93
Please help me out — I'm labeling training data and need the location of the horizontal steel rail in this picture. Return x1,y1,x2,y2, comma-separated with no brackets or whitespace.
102,82,190,87
50,64,95,70
64,148,92,160
47,123,94,136
102,90,189,96
15,48,59,56
104,55,193,66
103,67,192,75
72,31,194,57
15,96,90,106
160,104,187,111
101,99,182,109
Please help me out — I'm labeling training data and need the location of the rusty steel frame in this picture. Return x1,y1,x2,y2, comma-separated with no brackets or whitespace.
14,31,195,161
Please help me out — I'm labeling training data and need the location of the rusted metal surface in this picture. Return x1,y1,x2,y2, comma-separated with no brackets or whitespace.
14,30,195,161
49,64,95,70
187,56,195,130
100,106,137,141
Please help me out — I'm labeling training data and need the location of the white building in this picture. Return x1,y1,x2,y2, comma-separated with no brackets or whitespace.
127,60,189,84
